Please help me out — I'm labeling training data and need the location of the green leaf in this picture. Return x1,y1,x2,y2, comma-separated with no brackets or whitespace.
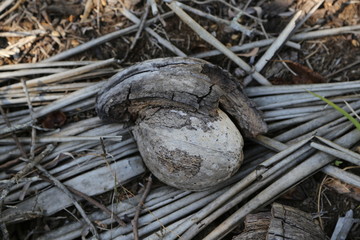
307,90,360,131
334,160,343,166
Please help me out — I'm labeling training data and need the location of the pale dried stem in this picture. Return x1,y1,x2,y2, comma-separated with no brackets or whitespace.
0,0,25,20
0,81,103,135
120,8,187,57
322,165,360,189
294,0,324,33
43,12,174,62
291,25,360,41
0,61,96,71
204,129,360,240
129,3,150,51
167,1,271,85
35,164,100,239
148,0,158,15
81,0,93,23
0,105,27,157
0,136,123,143
0,68,68,78
246,11,302,85
132,175,153,240
21,79,36,159
0,0,14,14
176,2,257,36
191,39,300,58
192,25,360,59
0,58,116,90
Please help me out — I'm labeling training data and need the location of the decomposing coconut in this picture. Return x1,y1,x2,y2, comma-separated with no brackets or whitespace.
96,57,267,191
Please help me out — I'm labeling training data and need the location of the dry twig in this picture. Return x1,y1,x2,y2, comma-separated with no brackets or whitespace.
244,11,302,85
43,12,174,62
1,58,116,90
132,174,153,240
129,3,150,51
0,105,27,157
35,164,100,239
120,7,187,57
167,1,271,85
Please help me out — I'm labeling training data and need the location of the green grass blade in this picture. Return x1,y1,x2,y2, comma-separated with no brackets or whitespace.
307,90,360,131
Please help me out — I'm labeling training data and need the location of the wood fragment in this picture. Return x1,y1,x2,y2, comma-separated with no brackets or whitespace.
232,203,326,240
267,203,326,240
95,57,267,138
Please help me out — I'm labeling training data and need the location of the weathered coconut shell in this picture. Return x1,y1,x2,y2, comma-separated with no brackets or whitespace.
133,108,243,191
96,57,267,191
96,57,267,138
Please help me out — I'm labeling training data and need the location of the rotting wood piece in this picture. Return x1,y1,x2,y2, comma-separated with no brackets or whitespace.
233,203,326,240
96,57,267,191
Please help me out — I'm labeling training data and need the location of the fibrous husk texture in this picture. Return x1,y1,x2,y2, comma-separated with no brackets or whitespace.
95,57,267,138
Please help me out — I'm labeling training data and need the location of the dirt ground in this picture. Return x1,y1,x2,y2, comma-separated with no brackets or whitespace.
1,0,360,239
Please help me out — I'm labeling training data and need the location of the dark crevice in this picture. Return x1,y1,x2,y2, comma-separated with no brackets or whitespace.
197,84,214,104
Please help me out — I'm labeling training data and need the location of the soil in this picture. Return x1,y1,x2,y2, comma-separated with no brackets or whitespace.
1,0,360,239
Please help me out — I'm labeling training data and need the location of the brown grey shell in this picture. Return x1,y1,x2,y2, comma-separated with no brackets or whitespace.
96,57,267,138
132,109,243,191
95,57,267,190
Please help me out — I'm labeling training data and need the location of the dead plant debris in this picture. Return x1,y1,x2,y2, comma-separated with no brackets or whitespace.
0,0,360,240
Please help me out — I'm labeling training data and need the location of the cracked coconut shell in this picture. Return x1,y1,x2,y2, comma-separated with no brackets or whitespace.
96,57,267,191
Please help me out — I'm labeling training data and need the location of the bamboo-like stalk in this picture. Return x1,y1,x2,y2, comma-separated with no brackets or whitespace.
245,80,360,96
0,61,97,71
322,165,360,189
162,138,312,239
253,11,302,73
0,59,116,90
203,128,360,240
190,39,300,59
36,187,188,240
0,68,68,78
0,135,123,143
191,25,360,60
167,1,271,85
311,142,360,166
